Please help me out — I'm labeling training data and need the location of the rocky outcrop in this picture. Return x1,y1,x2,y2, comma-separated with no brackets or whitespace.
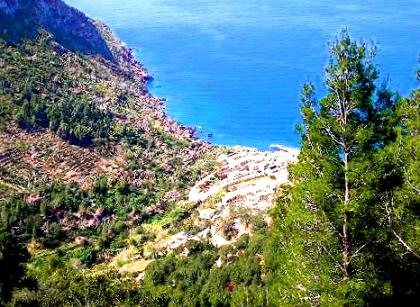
0,0,113,60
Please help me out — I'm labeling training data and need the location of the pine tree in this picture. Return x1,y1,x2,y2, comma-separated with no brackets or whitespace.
366,85,420,303
266,30,405,304
320,30,379,279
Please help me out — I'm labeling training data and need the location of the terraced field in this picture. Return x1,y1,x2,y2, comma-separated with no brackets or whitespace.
185,146,299,246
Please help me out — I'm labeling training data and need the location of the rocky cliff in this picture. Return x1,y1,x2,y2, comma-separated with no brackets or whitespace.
0,0,113,60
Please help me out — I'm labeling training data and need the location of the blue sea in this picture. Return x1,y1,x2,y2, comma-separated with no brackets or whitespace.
66,0,420,149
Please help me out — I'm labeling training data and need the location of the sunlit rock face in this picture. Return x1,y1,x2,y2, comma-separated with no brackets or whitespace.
0,0,113,60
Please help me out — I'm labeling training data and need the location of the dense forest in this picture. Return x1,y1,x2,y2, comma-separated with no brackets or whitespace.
0,3,419,305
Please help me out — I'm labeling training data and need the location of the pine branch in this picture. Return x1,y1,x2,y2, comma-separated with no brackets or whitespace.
405,178,420,194
385,196,420,260
349,242,369,263
392,230,420,260
322,126,344,147
319,244,345,273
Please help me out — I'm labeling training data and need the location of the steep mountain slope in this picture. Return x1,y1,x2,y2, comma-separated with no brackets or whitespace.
0,1,305,303
0,1,221,303
0,0,305,302
3,1,417,306
0,0,113,60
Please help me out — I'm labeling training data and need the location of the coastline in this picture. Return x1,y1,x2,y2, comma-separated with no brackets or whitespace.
96,21,203,143
0,1,303,288
94,22,302,252
97,22,300,155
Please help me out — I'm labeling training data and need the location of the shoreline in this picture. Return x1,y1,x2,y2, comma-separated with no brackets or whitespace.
97,22,300,154
96,21,203,143
101,28,303,249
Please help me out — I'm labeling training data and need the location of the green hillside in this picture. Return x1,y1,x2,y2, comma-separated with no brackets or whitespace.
0,1,419,306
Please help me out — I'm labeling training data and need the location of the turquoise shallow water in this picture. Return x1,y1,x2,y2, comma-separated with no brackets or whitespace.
66,0,419,149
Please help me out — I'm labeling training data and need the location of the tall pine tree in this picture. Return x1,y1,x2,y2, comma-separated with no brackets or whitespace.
265,30,420,304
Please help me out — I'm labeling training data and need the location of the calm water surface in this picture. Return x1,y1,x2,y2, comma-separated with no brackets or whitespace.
66,0,420,149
